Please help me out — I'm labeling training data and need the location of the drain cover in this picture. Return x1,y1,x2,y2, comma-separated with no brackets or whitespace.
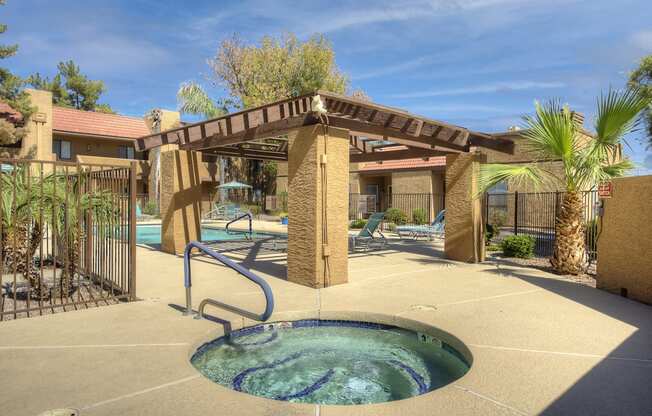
37,409,79,416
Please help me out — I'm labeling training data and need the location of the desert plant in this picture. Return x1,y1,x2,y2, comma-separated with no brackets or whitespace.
477,89,650,274
142,200,158,216
385,208,408,225
0,167,119,298
350,219,367,229
485,223,499,244
501,235,536,258
412,208,427,225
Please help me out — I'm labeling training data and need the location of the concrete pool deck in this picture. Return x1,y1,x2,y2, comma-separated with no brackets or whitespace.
1,240,651,415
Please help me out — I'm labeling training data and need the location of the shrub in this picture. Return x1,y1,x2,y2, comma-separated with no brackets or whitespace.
412,208,427,225
385,208,408,225
245,204,262,216
501,235,535,258
142,200,158,216
489,210,508,229
485,223,499,244
350,219,367,229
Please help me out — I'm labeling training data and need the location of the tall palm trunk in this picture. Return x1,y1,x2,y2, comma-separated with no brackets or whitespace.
3,221,46,298
551,191,586,274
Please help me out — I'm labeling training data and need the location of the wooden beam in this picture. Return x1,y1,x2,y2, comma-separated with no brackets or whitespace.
468,132,515,154
349,148,448,163
182,114,319,151
327,116,468,152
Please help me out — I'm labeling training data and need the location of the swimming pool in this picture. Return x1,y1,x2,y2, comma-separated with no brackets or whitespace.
136,224,282,245
191,319,471,405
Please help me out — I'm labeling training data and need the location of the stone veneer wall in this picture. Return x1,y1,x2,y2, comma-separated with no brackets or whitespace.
286,125,349,288
160,150,202,254
444,152,485,263
597,175,652,304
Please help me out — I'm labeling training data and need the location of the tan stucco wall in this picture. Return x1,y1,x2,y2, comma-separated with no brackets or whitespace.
54,133,143,161
596,175,652,304
160,150,202,255
22,89,54,160
287,125,349,288
445,152,485,263
391,170,433,193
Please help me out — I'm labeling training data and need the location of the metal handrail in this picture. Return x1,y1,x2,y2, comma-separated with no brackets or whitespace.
183,241,274,322
225,212,253,238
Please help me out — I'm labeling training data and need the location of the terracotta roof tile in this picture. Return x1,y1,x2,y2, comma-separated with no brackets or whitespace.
0,101,23,123
358,157,446,172
52,106,149,139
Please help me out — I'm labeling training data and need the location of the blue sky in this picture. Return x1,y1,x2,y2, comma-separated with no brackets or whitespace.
3,0,652,173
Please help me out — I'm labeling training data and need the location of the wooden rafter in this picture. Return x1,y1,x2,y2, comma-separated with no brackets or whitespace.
135,90,515,159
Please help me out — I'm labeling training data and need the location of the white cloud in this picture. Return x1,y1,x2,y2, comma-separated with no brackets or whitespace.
388,81,566,98
352,56,433,80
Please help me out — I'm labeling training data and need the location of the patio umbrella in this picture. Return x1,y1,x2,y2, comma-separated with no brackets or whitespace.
217,181,252,190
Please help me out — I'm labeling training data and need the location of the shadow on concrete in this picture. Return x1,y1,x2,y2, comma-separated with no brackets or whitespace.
483,263,652,414
168,303,233,335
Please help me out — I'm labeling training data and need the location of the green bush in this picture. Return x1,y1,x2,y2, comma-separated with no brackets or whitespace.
501,235,535,258
385,208,408,225
245,204,262,216
412,208,427,225
350,219,367,229
142,200,158,216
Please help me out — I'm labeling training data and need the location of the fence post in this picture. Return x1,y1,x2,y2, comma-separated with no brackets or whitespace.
129,161,137,301
513,191,519,235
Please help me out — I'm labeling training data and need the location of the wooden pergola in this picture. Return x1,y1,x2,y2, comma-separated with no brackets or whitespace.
135,91,514,159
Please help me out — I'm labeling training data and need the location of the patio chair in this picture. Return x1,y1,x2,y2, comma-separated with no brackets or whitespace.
397,209,445,240
350,212,387,251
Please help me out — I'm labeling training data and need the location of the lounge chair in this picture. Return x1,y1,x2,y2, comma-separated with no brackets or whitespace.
397,209,445,240
204,203,250,221
350,212,387,251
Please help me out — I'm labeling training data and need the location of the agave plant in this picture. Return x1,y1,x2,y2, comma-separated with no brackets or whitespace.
477,89,650,274
0,165,119,298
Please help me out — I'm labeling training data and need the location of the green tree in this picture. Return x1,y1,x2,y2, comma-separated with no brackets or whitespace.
28,60,115,113
628,55,652,145
177,32,353,197
476,90,649,274
0,0,34,145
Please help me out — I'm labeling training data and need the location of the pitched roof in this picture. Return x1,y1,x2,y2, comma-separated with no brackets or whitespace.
358,157,446,172
0,101,23,123
52,106,149,139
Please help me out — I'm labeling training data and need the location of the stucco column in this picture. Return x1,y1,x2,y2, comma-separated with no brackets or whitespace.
160,149,202,254
287,124,349,288
444,152,486,262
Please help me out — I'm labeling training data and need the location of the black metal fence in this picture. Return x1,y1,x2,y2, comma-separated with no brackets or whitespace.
485,190,600,261
0,159,137,320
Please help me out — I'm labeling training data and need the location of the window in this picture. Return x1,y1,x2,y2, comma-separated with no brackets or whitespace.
118,145,135,159
53,139,71,160
488,180,508,194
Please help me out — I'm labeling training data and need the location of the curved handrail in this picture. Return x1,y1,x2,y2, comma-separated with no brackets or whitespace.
225,212,252,239
183,241,274,322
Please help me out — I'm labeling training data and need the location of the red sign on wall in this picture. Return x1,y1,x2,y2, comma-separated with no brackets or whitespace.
598,181,613,198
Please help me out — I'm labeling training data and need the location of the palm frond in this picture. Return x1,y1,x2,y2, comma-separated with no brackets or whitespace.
521,100,577,162
476,164,551,197
177,81,225,119
594,87,650,147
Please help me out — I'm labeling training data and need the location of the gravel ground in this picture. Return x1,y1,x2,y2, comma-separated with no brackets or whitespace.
487,250,597,288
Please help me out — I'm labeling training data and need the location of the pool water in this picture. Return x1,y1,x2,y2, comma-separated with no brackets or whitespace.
191,320,470,405
136,225,279,245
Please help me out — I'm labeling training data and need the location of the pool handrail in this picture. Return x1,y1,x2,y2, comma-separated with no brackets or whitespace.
225,212,253,239
183,240,274,322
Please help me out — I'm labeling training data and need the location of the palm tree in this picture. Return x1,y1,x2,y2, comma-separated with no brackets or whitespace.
478,89,650,274
1,166,119,298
